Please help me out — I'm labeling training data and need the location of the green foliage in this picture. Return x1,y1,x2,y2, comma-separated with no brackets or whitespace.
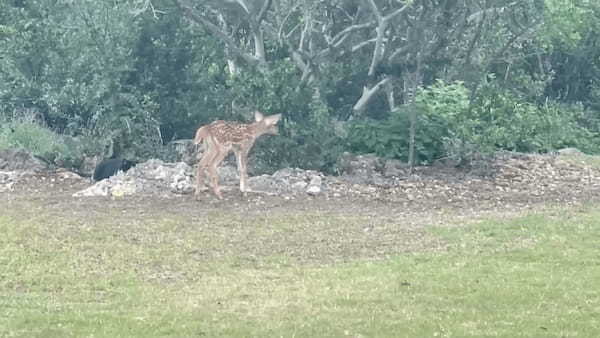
465,80,599,155
128,8,228,141
349,80,600,164
2,0,600,170
539,1,600,105
0,0,168,161
348,81,470,163
347,119,406,160
0,115,63,162
225,61,344,173
0,113,107,168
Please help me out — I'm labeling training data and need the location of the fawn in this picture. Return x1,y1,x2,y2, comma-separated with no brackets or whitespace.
193,111,282,199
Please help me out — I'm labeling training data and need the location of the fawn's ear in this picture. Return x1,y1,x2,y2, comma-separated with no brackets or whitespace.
264,113,282,126
254,111,264,122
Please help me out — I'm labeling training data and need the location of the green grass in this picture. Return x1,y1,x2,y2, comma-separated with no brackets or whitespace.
1,205,600,337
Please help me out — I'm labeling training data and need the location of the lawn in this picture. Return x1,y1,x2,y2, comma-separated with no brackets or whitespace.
1,203,600,337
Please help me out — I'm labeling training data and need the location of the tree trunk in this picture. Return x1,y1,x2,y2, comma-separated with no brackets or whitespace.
405,53,423,172
405,77,417,171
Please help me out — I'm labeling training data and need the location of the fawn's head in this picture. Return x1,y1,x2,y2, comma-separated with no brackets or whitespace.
254,111,282,135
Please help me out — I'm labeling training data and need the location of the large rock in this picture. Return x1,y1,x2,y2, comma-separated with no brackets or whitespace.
306,175,322,195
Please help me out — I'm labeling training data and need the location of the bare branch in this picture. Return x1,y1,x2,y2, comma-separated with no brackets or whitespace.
234,0,250,14
464,7,486,66
367,20,388,76
257,0,272,25
365,0,382,22
383,2,412,22
351,38,377,52
174,0,260,67
299,11,311,51
330,21,375,46
353,77,391,113
389,45,410,62
363,1,412,76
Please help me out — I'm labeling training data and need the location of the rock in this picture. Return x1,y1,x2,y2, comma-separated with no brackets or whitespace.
73,171,138,197
73,180,111,197
558,148,583,156
66,149,600,203
218,165,240,185
248,175,280,194
0,170,25,192
55,169,86,180
291,181,308,191
110,180,138,197
170,170,194,195
306,175,322,195
74,159,194,197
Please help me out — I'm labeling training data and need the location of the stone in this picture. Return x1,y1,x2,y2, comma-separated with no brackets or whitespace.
306,175,322,195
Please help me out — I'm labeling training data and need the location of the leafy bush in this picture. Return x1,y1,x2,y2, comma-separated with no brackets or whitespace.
0,114,67,163
0,113,114,169
348,80,470,164
348,79,600,165
463,81,600,156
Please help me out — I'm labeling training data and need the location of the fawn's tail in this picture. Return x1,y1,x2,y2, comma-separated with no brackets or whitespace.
194,126,210,144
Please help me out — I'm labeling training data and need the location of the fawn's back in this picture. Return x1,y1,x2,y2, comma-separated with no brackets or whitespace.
207,120,257,146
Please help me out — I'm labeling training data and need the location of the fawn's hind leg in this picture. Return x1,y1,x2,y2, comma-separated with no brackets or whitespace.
196,147,217,197
207,148,229,199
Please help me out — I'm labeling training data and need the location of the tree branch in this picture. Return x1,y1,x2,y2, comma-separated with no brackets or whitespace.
175,0,261,67
353,77,391,113
233,0,250,14
257,0,272,25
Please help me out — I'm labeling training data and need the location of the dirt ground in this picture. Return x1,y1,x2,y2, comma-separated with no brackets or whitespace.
4,151,600,266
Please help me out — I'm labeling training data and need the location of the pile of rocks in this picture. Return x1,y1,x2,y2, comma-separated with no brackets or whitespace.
4,146,600,205
72,159,326,198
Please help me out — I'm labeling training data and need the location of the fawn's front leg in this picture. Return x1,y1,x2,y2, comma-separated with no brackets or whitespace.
234,149,250,194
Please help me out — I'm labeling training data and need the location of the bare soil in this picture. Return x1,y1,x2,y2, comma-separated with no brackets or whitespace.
4,152,600,266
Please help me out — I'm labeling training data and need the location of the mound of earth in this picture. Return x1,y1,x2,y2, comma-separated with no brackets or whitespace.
2,148,600,210
0,148,50,172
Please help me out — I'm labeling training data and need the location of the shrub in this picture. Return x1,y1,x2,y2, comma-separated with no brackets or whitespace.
0,114,66,162
348,80,470,164
347,79,600,165
1,113,111,169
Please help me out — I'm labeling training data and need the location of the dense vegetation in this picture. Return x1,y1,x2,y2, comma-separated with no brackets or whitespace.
2,0,600,172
